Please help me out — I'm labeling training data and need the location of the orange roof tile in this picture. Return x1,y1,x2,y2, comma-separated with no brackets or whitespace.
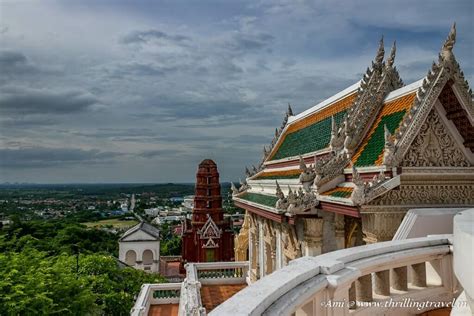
200,284,247,312
253,169,301,180
148,304,179,316
321,187,353,198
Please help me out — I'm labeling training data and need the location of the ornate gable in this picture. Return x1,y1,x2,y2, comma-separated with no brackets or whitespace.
385,24,473,168
402,109,471,167
199,216,222,239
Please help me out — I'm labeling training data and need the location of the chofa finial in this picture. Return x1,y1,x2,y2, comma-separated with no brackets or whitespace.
443,23,456,51
375,36,385,65
441,23,456,61
386,41,396,67
287,103,293,116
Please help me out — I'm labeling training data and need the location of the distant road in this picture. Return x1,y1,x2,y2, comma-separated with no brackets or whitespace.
129,194,144,222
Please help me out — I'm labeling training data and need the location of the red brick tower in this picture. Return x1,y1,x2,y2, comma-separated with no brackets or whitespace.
181,159,234,269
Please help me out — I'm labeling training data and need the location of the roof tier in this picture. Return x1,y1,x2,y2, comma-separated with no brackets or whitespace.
268,91,357,161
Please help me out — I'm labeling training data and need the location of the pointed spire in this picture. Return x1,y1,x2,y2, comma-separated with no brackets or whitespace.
375,36,385,65
387,41,396,67
441,23,456,62
275,180,284,199
331,116,337,134
230,182,239,195
384,124,392,142
287,103,293,116
443,23,456,52
245,166,251,178
299,155,307,171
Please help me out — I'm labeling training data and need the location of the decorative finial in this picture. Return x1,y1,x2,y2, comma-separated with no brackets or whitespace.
287,103,293,116
375,36,385,65
384,124,392,142
387,41,396,67
331,116,337,134
441,23,456,61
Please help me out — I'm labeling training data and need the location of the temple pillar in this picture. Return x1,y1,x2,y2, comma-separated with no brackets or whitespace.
302,218,323,256
258,221,264,278
275,227,283,270
360,211,406,244
321,210,337,253
334,214,345,250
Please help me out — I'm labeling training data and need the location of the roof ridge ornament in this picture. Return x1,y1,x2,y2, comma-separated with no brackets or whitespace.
440,23,456,62
374,36,385,67
386,41,396,68
287,103,293,116
383,124,395,167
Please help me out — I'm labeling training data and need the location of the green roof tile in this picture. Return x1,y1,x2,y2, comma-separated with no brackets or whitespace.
253,174,300,180
270,110,346,160
354,110,406,167
237,193,278,208
329,190,352,198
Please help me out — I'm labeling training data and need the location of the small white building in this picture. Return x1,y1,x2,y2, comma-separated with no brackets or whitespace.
118,222,160,273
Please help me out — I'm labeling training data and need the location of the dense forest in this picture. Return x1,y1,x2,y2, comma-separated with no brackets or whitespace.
0,219,165,315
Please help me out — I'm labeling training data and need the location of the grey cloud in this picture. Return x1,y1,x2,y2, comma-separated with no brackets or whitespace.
106,62,179,78
138,149,184,159
0,147,123,168
231,32,274,52
0,51,38,76
0,86,101,115
120,29,190,45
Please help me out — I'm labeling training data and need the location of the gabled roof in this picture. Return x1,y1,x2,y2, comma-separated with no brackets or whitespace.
267,84,358,162
352,89,418,167
120,221,160,241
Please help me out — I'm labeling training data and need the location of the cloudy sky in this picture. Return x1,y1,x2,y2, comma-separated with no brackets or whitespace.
0,0,472,183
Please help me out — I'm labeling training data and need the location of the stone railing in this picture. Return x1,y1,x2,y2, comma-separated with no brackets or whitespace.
211,236,459,315
130,283,182,316
194,261,249,285
131,261,249,316
179,261,249,315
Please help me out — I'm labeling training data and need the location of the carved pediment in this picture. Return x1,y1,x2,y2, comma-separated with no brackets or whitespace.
401,110,471,167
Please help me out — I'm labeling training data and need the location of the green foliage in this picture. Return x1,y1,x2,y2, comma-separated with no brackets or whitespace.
0,220,166,315
159,222,182,256
0,220,119,256
0,250,164,315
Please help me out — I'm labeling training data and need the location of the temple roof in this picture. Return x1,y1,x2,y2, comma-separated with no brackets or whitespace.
235,24,473,219
267,83,358,162
352,89,417,167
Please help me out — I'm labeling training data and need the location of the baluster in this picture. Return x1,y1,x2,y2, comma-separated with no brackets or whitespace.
374,270,390,296
391,266,408,291
348,282,357,310
355,274,373,302
411,262,426,287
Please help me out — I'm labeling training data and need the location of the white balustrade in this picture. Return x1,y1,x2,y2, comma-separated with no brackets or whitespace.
131,283,182,316
210,235,459,316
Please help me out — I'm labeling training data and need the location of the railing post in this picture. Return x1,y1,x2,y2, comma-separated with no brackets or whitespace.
411,262,427,287
348,282,356,310
355,274,372,302
374,270,390,296
391,266,408,291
